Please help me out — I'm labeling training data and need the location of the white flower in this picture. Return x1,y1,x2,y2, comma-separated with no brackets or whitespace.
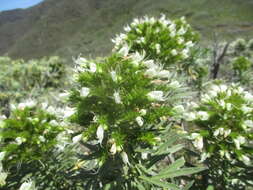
136,116,144,126
63,107,75,118
218,100,226,109
96,125,104,144
225,151,231,160
110,71,117,82
226,103,232,111
169,23,176,32
121,151,130,165
72,134,82,144
150,17,156,24
243,120,253,129
49,120,58,126
113,91,122,104
201,94,211,103
19,180,36,190
171,49,178,56
80,87,90,98
200,152,210,162
124,25,131,32
160,14,171,26
112,33,127,46
145,68,158,78
184,112,196,121
155,43,161,54
147,91,165,101
231,179,239,185
177,27,186,35
177,37,184,45
233,136,246,149
244,92,253,102
15,137,26,145
214,127,225,136
241,105,252,114
110,142,117,155
213,128,220,137
0,152,5,161
59,91,70,101
196,111,209,120
139,109,147,116
181,48,189,59
143,59,157,69
0,115,6,120
210,84,220,93
118,44,130,57
185,41,194,48
190,133,200,139
219,84,227,92
188,102,199,109
224,129,231,138
168,81,181,89
141,152,148,160
75,57,97,73
219,128,225,135
18,100,36,110
173,105,185,113
192,135,204,150
170,30,176,38
158,70,170,78
131,18,140,26
0,172,7,187
240,155,251,165
38,136,45,142
219,150,225,157
130,51,145,66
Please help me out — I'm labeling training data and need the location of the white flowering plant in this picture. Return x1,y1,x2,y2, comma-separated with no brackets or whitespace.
185,83,253,189
0,102,64,167
67,53,205,189
112,15,198,69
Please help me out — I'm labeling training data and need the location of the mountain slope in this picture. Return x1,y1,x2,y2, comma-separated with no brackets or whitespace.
1,0,253,60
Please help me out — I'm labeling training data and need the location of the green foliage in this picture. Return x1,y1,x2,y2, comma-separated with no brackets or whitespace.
0,103,64,166
0,56,68,114
232,56,251,73
1,11,253,189
67,53,204,189
232,56,252,84
186,83,253,189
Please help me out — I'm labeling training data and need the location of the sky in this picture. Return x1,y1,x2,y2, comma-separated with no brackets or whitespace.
0,0,43,11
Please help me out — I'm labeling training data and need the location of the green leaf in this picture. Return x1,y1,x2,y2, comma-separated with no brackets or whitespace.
165,144,185,154
159,157,185,175
152,167,207,179
139,176,180,190
154,134,181,155
206,185,214,190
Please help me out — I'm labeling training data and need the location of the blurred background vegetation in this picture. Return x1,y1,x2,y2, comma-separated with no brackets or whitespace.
0,0,253,61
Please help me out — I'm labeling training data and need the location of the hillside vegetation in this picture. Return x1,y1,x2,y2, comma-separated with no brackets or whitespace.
0,0,253,60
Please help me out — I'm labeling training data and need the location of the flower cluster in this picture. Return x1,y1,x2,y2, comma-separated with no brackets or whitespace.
64,50,207,189
70,52,183,167
19,180,37,190
112,15,198,68
0,100,64,166
186,83,253,188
